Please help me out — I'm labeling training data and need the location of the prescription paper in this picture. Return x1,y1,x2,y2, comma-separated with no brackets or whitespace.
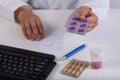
32,25,65,50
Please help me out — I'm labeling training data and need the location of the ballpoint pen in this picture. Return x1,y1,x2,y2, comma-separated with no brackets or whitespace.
60,44,86,61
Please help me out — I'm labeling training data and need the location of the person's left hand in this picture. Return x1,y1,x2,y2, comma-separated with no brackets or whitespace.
75,6,98,32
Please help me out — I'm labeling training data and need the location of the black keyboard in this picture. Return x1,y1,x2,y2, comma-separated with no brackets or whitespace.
0,45,56,80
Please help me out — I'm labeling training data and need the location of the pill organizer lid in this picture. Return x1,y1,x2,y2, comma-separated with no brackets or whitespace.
90,47,104,57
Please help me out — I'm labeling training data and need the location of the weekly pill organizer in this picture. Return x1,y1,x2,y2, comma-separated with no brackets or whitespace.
66,15,89,35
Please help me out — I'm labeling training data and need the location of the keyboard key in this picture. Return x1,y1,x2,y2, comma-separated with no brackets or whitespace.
0,45,56,80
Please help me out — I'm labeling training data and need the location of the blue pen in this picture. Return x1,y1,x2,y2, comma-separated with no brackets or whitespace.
60,44,86,61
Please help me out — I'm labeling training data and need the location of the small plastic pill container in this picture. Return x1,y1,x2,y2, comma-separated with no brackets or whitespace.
90,47,104,69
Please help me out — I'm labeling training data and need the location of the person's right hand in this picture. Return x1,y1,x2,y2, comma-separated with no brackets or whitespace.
14,7,45,41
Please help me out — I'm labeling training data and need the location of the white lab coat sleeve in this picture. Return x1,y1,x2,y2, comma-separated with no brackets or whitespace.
0,0,32,22
77,0,110,21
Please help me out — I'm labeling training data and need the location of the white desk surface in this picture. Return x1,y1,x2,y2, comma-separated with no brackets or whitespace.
0,9,120,80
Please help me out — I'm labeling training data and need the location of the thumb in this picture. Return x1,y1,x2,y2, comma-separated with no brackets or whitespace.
79,11,87,19
77,6,90,19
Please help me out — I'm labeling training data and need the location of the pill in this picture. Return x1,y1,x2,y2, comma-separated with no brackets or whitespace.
70,59,77,64
75,61,79,65
66,69,72,74
82,63,87,66
91,61,102,69
74,62,82,71
72,16,79,20
71,21,77,25
71,65,76,70
78,29,84,32
71,70,76,75
73,61,78,65
63,67,69,73
74,71,81,77
66,63,72,68
81,18,88,22
79,66,84,72
80,23,86,27
74,65,80,71
69,26,75,30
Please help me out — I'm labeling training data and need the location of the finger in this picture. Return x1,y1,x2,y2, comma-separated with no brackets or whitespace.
88,23,98,28
86,23,97,32
37,35,41,41
20,23,29,39
79,10,88,19
36,18,45,39
30,19,40,41
77,7,90,19
87,14,98,23
86,27,93,32
24,22,34,41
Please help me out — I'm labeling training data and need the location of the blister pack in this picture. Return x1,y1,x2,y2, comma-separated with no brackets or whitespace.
66,15,89,35
61,59,89,78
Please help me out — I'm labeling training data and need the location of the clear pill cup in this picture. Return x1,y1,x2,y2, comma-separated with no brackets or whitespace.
90,47,104,69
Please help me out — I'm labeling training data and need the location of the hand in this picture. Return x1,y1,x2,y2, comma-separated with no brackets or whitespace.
75,6,98,32
14,7,45,41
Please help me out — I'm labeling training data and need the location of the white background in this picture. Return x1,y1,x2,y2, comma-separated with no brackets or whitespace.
110,0,120,9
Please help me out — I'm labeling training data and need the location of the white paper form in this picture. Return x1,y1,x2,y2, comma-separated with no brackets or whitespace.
32,25,65,50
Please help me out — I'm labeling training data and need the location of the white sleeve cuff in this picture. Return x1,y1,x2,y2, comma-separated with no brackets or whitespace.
0,0,32,22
